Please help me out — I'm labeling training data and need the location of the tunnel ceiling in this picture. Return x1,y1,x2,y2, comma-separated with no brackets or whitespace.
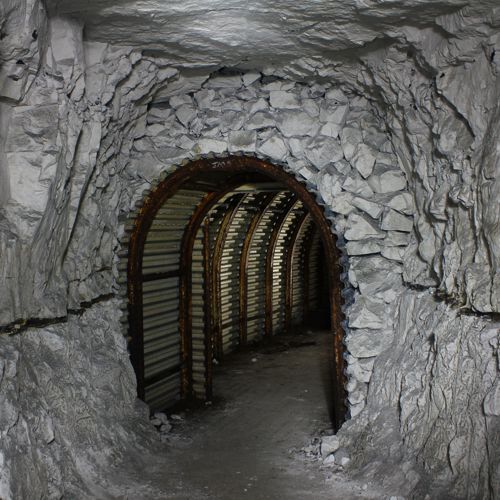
45,0,497,69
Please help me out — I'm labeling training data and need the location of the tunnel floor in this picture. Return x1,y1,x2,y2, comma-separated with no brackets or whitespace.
133,329,386,500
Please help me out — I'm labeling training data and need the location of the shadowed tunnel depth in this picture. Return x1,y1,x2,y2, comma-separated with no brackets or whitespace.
126,156,347,430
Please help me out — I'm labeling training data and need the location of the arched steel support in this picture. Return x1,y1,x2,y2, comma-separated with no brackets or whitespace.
238,193,277,346
264,197,299,337
284,212,310,334
127,156,346,427
211,194,246,360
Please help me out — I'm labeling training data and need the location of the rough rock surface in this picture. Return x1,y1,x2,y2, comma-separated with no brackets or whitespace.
340,290,500,499
42,0,499,72
0,299,165,499
0,0,499,498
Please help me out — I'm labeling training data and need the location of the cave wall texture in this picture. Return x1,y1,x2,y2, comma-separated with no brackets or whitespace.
0,0,499,498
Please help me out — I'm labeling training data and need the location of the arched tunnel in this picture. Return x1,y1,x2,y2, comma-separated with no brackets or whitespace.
126,156,346,429
2,2,499,498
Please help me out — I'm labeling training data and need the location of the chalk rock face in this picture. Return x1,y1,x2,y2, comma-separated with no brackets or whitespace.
42,0,496,69
341,290,500,499
0,17,182,325
354,30,500,313
0,299,165,499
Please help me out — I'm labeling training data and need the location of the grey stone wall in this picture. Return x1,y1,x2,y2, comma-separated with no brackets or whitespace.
340,289,500,498
0,15,180,325
0,299,165,499
125,73,413,423
353,22,500,314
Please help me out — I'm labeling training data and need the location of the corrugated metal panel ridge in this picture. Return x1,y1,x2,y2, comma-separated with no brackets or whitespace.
290,217,313,329
142,188,207,410
218,193,260,355
307,228,322,320
247,191,293,341
140,183,325,412
270,201,305,335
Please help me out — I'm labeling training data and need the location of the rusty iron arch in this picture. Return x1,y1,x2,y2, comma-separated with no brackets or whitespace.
127,155,347,428
238,192,277,346
284,212,310,334
263,196,299,337
210,194,246,360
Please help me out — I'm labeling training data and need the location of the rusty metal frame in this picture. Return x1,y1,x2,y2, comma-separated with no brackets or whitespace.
302,223,317,323
211,194,246,360
264,196,298,337
238,193,277,347
284,212,310,334
178,190,227,400
127,155,346,427
129,176,251,400
330,243,345,429
202,218,213,400
177,181,255,400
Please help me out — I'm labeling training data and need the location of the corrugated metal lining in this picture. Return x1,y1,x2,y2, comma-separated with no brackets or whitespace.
270,200,304,335
238,192,278,346
209,193,246,360
139,183,329,411
306,228,323,320
191,221,206,400
190,192,239,400
142,189,207,410
126,156,346,429
217,193,261,355
246,191,294,341
290,216,314,329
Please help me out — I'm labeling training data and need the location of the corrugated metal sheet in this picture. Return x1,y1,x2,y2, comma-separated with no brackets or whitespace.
270,201,304,335
209,194,245,360
218,193,259,355
290,216,313,328
191,222,207,400
142,189,206,410
127,157,345,428
307,228,322,318
246,191,292,341
139,183,327,411
189,192,239,398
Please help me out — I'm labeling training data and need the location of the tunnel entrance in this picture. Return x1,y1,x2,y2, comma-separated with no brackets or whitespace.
127,156,346,429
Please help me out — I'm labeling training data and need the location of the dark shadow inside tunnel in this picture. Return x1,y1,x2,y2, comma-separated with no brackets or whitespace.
126,156,347,430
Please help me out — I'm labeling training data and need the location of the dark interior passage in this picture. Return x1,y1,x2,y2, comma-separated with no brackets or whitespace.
165,330,355,500
306,241,331,330
144,329,381,500
127,157,345,427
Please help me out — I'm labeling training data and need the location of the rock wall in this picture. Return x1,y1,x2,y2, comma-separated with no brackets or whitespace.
125,71,413,424
0,13,180,325
340,289,500,498
356,32,500,314
0,1,499,498
0,299,166,499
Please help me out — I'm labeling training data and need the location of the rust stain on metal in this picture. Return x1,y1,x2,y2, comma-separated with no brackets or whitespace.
202,218,213,401
238,192,277,346
178,186,244,400
264,196,298,338
284,212,310,334
211,194,245,361
301,223,316,323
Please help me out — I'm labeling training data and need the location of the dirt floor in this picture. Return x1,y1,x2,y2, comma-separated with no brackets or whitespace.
129,329,388,500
